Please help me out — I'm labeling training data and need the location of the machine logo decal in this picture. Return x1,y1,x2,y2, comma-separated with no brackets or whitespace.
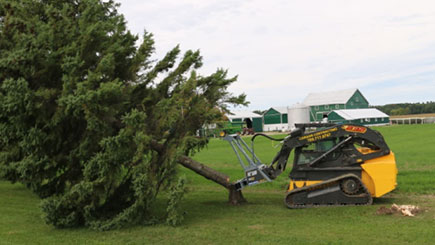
342,125,367,133
298,127,338,142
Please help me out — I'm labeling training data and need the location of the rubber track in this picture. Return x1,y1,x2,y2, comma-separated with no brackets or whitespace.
284,174,373,209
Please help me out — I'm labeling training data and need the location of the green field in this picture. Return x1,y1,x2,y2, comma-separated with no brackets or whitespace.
1,124,435,244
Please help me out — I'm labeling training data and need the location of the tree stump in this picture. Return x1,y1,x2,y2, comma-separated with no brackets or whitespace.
228,185,247,205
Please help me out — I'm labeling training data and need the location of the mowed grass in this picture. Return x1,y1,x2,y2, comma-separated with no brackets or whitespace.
1,124,435,244
374,124,435,194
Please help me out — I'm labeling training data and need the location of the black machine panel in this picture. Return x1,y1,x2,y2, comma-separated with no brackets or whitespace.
263,124,391,180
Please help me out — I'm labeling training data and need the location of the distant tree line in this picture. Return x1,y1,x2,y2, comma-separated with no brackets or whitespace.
374,101,435,115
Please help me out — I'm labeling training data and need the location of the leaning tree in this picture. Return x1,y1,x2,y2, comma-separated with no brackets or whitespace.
0,0,249,230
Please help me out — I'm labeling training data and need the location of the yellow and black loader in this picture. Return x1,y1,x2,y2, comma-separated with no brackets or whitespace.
224,123,397,208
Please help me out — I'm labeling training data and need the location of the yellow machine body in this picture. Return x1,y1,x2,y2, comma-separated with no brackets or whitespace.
287,152,397,197
360,152,397,197
288,180,322,192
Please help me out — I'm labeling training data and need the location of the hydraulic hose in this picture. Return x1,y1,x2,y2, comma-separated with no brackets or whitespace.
251,133,286,142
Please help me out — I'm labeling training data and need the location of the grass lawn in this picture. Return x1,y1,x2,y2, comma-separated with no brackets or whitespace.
1,124,435,244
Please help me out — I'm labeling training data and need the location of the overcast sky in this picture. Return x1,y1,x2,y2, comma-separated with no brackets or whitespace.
117,0,435,110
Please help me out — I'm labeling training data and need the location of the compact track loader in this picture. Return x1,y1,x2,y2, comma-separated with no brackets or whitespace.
224,123,397,208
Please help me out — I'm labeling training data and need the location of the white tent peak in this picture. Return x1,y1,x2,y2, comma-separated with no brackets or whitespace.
227,111,261,120
269,106,288,114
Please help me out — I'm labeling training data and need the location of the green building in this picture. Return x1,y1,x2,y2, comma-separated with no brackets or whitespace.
262,107,290,131
227,111,263,132
303,88,369,122
328,108,390,126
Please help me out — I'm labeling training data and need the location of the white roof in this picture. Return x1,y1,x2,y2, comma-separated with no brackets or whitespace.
303,88,358,106
227,111,261,119
331,108,389,120
268,106,288,114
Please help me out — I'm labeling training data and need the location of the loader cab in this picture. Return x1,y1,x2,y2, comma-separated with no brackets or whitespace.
293,136,383,169
289,136,362,181
293,138,341,167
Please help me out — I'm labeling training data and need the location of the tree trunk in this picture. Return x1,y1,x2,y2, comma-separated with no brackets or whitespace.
177,155,247,205
228,184,247,205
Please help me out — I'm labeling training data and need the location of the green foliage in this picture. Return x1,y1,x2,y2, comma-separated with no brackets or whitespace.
166,176,187,226
374,101,435,115
0,0,246,230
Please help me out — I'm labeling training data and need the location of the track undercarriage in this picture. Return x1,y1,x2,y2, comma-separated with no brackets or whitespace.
285,174,372,208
